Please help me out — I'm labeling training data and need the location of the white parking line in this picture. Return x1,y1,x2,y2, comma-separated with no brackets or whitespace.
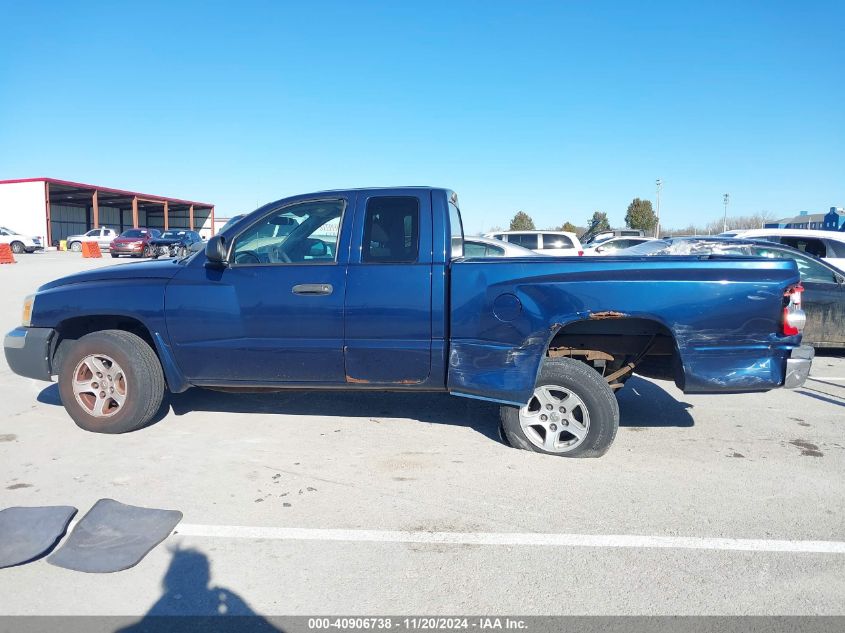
809,376,845,381
173,524,845,554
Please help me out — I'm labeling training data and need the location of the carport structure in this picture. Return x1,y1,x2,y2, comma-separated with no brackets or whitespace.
0,178,215,245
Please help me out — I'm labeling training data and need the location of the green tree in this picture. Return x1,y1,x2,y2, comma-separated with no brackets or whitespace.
510,211,535,231
625,198,657,232
558,221,578,233
588,211,610,232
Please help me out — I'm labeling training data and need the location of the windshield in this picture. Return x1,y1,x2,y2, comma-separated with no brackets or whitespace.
161,231,186,239
120,229,150,238
0,227,15,235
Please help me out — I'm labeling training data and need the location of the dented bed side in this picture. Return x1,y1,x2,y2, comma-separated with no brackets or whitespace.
447,255,802,405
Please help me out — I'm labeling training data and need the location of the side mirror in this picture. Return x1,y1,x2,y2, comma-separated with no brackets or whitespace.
204,235,228,268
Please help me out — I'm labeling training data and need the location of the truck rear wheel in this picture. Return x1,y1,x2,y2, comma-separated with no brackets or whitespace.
58,330,165,434
499,357,619,457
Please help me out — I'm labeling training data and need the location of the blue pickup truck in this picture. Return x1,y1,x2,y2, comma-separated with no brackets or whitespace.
4,187,813,457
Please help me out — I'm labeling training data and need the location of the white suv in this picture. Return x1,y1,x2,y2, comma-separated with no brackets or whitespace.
0,227,43,254
726,229,845,271
65,228,119,252
484,230,583,256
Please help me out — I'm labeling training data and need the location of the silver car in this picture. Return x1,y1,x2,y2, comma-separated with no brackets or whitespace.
463,235,539,257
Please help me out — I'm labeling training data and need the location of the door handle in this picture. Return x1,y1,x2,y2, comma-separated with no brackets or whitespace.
292,283,333,296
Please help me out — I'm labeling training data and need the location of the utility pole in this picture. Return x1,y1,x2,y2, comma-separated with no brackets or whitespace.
655,178,662,238
723,193,730,233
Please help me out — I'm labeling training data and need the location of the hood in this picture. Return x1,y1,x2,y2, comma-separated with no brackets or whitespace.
112,236,149,243
38,258,182,291
149,237,184,245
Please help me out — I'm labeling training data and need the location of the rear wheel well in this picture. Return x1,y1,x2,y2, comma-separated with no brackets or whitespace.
52,316,157,374
547,317,682,388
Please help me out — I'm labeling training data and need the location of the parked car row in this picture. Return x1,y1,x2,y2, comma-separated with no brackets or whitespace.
61,227,203,258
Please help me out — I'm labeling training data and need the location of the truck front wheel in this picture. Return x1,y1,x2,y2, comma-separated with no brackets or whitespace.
57,330,165,434
499,357,619,457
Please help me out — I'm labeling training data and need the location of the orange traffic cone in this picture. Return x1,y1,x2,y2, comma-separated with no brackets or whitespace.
0,243,16,264
81,242,102,258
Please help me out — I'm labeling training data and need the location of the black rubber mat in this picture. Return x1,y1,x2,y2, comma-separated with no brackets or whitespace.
47,498,182,573
0,506,77,569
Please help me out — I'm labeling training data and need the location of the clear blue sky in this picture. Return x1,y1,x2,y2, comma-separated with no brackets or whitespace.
1,1,842,233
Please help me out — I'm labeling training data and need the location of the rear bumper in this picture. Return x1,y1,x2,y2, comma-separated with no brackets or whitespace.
3,327,55,381
783,344,814,389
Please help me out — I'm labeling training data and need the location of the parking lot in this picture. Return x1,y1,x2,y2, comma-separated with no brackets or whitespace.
1,252,844,617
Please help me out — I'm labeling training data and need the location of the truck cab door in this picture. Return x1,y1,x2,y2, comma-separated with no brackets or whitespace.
165,196,353,383
343,191,433,384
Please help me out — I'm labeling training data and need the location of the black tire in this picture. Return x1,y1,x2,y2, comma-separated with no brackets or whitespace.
142,245,152,258
57,330,165,434
10,241,25,254
111,253,119,258
500,357,619,458
69,241,82,252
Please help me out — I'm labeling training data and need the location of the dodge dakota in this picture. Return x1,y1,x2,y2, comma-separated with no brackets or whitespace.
4,187,813,457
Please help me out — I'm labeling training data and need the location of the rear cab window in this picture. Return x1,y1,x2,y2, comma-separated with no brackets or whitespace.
449,201,464,258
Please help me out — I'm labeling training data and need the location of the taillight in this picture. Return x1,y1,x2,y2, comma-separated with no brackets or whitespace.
578,250,584,256
782,284,805,336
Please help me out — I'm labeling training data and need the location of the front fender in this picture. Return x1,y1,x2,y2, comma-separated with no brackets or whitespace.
29,278,190,393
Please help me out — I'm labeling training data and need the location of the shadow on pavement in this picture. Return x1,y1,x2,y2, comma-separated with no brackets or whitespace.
167,388,503,441
796,387,845,408
616,376,694,428
117,547,283,631
37,377,695,434
38,382,502,441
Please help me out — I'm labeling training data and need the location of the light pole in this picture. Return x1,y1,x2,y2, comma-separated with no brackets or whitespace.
722,193,730,233
655,178,662,238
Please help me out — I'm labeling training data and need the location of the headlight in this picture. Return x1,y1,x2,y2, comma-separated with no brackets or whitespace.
22,294,35,327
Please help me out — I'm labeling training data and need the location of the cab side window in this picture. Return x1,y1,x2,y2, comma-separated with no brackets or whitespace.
781,237,826,258
541,234,574,249
232,200,344,265
362,197,419,263
822,239,845,258
509,234,538,249
463,242,487,257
